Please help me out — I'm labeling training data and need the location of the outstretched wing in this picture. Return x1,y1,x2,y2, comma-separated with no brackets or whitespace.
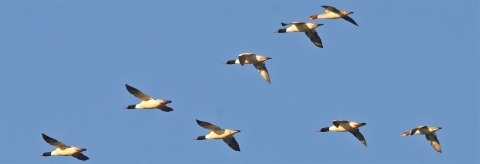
223,136,241,151
157,105,173,112
342,16,358,26
426,133,442,153
253,62,270,84
349,129,367,146
332,120,349,127
196,119,222,131
305,30,323,48
281,22,306,26
321,6,339,12
42,133,68,149
125,84,152,101
71,152,90,161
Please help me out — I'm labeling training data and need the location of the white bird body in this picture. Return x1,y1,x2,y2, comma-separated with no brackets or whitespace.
195,119,241,151
135,99,166,109
283,22,320,32
229,53,270,64
40,133,89,161
205,129,238,139
51,147,83,156
275,22,324,48
307,6,358,26
401,126,443,153
318,120,368,146
316,10,352,19
124,84,173,112
225,53,272,84
326,121,363,132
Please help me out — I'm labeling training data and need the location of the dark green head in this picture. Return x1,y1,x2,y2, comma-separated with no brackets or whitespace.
39,152,51,156
124,105,136,109
194,136,206,140
275,28,287,33
317,127,330,132
224,60,236,64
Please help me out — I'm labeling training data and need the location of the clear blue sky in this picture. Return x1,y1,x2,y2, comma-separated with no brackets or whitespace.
0,1,478,163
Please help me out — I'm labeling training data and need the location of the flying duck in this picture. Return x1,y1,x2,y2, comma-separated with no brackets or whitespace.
39,133,89,161
194,119,241,151
224,53,272,84
317,120,368,146
124,84,173,112
275,22,324,48
307,5,358,26
400,126,443,153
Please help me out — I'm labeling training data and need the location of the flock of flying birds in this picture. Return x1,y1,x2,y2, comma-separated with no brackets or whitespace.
38,5,444,161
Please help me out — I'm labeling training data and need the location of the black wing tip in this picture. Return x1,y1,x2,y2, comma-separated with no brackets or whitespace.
72,153,90,161
42,133,51,139
196,119,207,126
125,84,140,93
79,157,90,161
344,17,359,26
42,133,57,143
281,22,287,26
230,144,241,151
321,5,334,9
160,107,174,112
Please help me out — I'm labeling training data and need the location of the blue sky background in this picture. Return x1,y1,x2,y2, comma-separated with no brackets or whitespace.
0,0,478,163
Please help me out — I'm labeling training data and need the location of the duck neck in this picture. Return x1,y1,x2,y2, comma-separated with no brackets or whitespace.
277,28,287,33
319,127,330,132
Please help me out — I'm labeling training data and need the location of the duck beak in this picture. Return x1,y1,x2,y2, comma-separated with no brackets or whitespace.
76,148,87,152
39,154,43,156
